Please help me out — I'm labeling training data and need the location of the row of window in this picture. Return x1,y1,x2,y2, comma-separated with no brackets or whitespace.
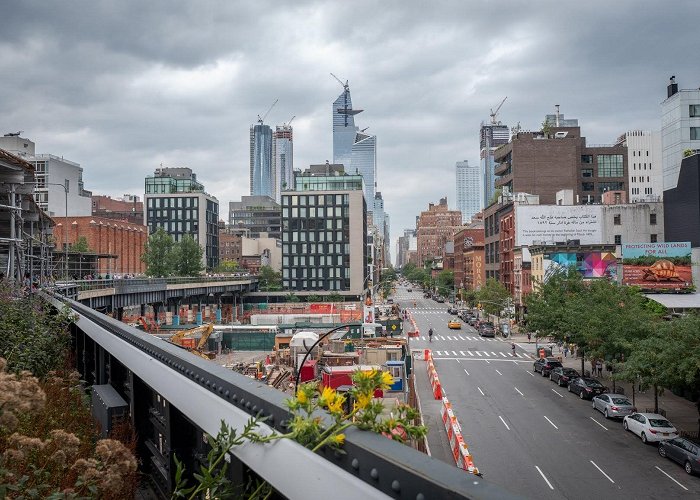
631,150,650,157
147,197,199,209
282,279,349,291
283,206,349,218
631,163,651,171
631,176,651,183
631,187,655,195
613,213,656,225
283,194,349,207
283,267,350,279
581,182,625,192
284,255,349,267
283,243,350,255
282,231,348,243
284,218,347,231
148,209,198,220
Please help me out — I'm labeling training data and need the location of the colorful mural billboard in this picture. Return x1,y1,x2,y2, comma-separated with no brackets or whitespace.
543,251,617,280
621,242,693,292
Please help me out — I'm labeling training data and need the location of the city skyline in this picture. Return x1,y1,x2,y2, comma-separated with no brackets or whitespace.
1,1,699,261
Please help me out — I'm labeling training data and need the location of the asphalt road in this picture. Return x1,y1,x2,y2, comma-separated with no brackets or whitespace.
396,285,700,500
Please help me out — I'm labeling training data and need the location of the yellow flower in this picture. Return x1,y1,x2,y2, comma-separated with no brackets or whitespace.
354,393,371,410
331,433,345,445
327,395,346,415
319,386,336,406
380,371,394,388
296,390,308,404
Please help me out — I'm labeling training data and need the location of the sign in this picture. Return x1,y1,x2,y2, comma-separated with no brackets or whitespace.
516,205,602,246
621,242,692,292
542,251,617,279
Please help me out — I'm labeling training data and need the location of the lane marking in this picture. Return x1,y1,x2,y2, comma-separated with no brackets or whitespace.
499,352,507,357
544,416,559,429
491,352,497,356
485,360,491,364
477,387,485,396
464,369,469,375
495,369,503,375
551,389,564,398
535,466,554,490
498,415,510,430
456,359,460,364
655,466,688,491
467,350,473,356
526,370,535,377
514,387,524,397
459,335,465,340
590,460,615,484
435,350,442,356
459,351,466,356
589,416,608,431
475,351,482,357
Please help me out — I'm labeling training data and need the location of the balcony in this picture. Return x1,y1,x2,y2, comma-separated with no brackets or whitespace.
494,161,510,176
495,172,513,188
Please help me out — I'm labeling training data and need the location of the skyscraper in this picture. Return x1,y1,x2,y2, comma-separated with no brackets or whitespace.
272,124,293,202
480,123,510,206
250,123,273,198
352,132,377,204
455,160,481,223
661,76,700,191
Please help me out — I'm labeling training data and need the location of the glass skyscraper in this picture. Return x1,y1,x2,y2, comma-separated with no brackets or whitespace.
456,160,481,223
351,132,377,204
250,123,274,198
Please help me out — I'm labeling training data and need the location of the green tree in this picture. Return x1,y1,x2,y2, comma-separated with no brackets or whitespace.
71,236,90,253
306,294,322,303
477,278,510,315
141,227,175,277
435,270,454,298
285,292,300,303
463,289,478,307
172,234,204,276
488,188,502,206
327,292,344,303
259,265,282,291
215,260,240,273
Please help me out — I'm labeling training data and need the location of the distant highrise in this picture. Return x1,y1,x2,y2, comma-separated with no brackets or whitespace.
455,160,481,223
661,76,700,191
480,124,510,206
250,123,274,198
353,132,377,204
272,124,293,202
619,130,662,202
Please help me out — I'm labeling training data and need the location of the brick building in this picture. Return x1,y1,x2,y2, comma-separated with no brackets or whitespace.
52,216,147,275
92,194,144,224
219,231,242,263
416,197,463,265
453,223,485,293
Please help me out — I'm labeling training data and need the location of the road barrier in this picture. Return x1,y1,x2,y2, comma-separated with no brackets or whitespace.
441,397,479,475
425,350,442,399
406,312,420,337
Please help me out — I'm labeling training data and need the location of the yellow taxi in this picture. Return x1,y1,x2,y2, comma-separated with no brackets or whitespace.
448,319,461,329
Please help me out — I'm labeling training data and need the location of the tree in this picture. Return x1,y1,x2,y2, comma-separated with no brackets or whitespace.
306,294,322,303
436,270,454,298
327,292,344,303
259,265,282,291
141,227,175,277
488,188,502,207
285,292,300,302
215,260,239,273
172,234,204,276
463,289,478,307
71,236,90,253
477,278,510,315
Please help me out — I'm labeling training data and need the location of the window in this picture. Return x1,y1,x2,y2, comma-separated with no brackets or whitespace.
690,104,700,117
614,235,622,245
691,127,700,140
581,182,594,192
581,168,593,178
581,155,593,164
613,214,621,225
597,155,624,177
650,213,657,225
650,234,658,243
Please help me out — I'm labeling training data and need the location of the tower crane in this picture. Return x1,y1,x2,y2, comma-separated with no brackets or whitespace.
257,98,279,125
490,96,507,125
285,115,296,127
330,72,349,91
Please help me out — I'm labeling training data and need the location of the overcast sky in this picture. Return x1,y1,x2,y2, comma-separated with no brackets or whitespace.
2,0,699,264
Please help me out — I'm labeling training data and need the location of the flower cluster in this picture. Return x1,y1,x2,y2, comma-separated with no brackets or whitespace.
0,358,46,433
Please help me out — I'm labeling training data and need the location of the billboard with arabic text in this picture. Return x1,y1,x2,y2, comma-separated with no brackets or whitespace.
515,205,602,246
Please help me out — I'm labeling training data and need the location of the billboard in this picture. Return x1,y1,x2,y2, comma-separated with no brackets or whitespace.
621,242,693,291
543,251,617,280
516,205,602,246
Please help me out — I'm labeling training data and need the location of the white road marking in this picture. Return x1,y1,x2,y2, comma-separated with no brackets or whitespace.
499,415,510,431
590,461,615,484
421,336,425,341
477,387,485,396
543,416,558,429
435,351,442,356
464,369,469,375
526,370,535,377
491,352,497,356
459,335,466,340
551,389,564,398
514,387,524,397
452,351,457,356
456,359,460,363
499,352,507,357
459,350,466,356
485,360,490,364
475,351,482,357
589,416,608,431
467,350,473,356
655,466,688,491
495,369,503,375
535,466,554,490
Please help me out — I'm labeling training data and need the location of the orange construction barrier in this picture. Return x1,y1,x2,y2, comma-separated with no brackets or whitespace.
441,397,480,475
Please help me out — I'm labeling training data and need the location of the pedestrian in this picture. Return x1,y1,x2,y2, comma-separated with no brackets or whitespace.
527,332,532,343
596,360,603,377
563,345,569,358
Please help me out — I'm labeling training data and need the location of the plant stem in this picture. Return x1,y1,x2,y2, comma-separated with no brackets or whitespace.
311,423,352,452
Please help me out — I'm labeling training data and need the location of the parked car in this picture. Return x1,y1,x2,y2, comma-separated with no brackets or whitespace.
435,296,445,303
447,306,458,314
468,317,479,327
592,394,636,419
448,319,462,329
623,413,678,444
533,357,562,377
568,377,607,399
478,322,495,337
658,437,700,475
407,288,412,293
549,367,580,387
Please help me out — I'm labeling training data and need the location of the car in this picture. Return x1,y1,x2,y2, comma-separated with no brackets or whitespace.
533,357,562,377
568,377,607,399
447,306,458,315
407,289,412,292
592,394,636,419
423,292,430,298
448,319,461,329
435,297,445,303
478,322,495,337
468,317,479,327
658,437,700,475
549,367,580,387
623,413,678,444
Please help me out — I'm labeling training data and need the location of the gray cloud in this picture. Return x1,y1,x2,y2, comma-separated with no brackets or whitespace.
1,0,699,263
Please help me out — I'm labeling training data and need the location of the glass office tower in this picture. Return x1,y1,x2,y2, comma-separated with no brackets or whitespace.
250,124,274,198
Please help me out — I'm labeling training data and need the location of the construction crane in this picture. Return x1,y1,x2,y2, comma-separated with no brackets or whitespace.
285,115,296,127
330,72,349,91
490,96,508,125
257,99,279,125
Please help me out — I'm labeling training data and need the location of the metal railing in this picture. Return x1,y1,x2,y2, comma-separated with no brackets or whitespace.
50,293,522,499
64,274,256,292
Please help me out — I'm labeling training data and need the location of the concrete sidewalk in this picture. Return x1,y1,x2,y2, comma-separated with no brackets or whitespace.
509,332,700,436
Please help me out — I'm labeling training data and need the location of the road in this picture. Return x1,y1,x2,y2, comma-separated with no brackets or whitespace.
396,285,700,499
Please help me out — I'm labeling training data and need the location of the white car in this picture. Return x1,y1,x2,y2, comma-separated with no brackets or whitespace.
623,412,678,443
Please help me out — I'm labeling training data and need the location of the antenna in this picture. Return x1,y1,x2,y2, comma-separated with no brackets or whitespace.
489,96,507,125
330,72,349,91
257,99,279,125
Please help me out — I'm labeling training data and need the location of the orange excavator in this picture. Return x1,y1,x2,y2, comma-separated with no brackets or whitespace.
168,323,215,360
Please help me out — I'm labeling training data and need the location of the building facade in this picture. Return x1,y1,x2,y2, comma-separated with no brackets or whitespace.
282,166,367,295
228,195,281,240
453,224,485,294
619,130,663,202
250,123,274,198
663,153,700,247
272,124,293,202
144,167,219,269
480,124,510,208
351,132,377,205
456,160,481,223
92,194,144,224
661,77,700,191
416,198,463,265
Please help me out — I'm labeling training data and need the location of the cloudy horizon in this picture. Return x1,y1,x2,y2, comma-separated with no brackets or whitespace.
2,0,699,263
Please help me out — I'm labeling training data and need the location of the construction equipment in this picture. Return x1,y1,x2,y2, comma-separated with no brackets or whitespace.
285,115,295,127
490,96,508,125
168,323,216,359
330,72,349,91
138,316,159,333
257,98,279,125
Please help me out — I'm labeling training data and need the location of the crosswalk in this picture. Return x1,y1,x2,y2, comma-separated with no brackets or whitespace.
418,335,496,341
431,350,528,359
